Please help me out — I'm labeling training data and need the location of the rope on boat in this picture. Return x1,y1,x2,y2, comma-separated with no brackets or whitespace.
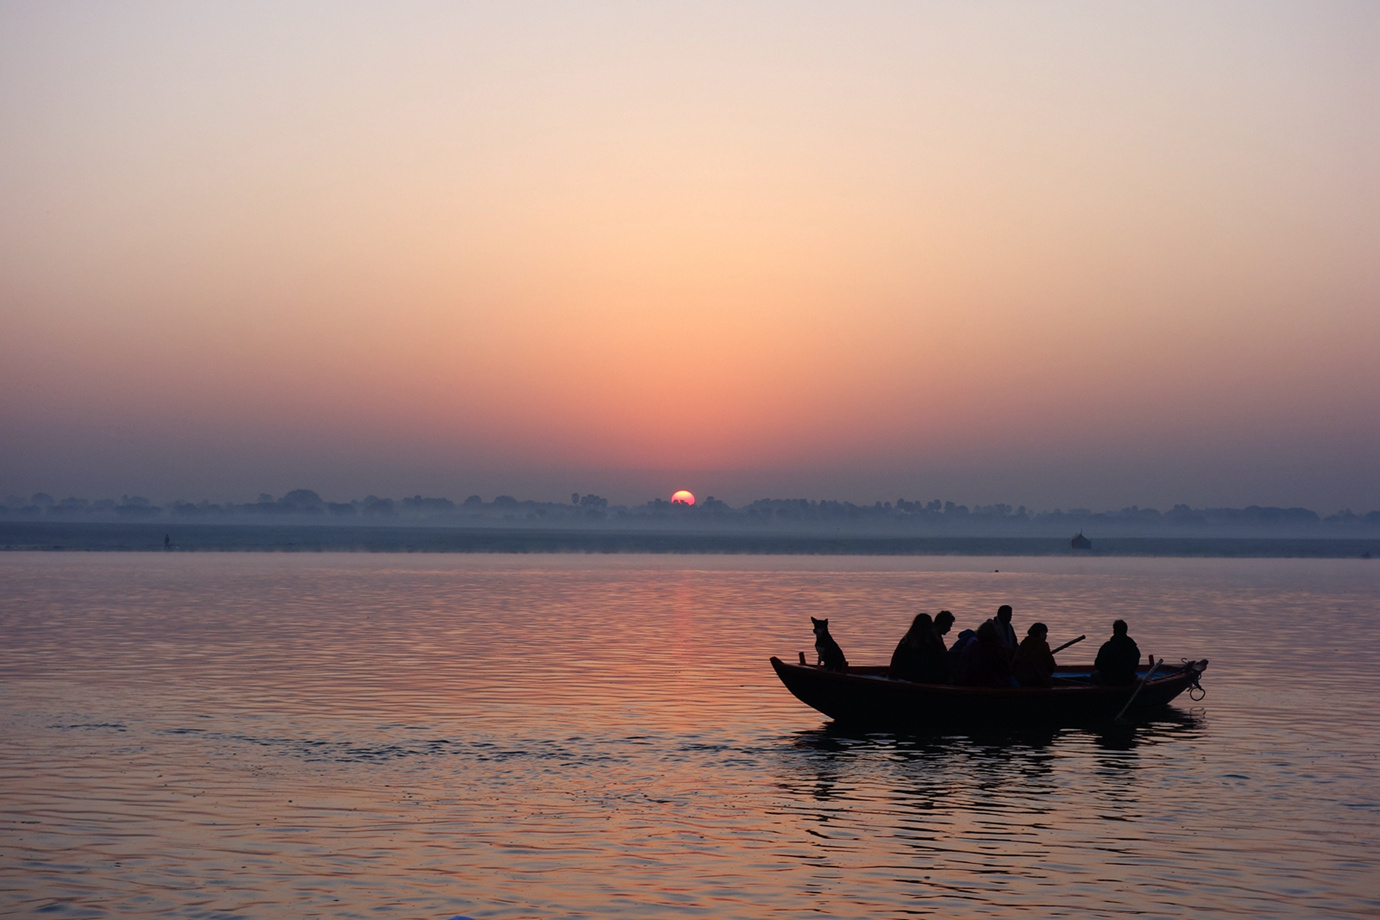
1182,658,1207,701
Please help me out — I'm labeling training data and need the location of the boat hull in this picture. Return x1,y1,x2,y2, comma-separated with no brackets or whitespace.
770,657,1208,728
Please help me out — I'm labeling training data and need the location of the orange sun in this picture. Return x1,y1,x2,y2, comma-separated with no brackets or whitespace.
670,489,696,506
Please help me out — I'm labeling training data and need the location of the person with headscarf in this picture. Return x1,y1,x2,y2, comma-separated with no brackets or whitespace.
1013,622,1057,687
889,612,952,683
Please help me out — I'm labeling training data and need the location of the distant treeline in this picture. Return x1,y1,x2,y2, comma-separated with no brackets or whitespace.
2,489,1377,537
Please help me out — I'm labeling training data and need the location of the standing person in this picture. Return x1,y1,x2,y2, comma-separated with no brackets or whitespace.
1092,619,1141,685
1013,622,1057,687
989,605,1018,661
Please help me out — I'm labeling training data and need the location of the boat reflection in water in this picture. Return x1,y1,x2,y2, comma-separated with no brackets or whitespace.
770,709,1209,911
787,706,1203,776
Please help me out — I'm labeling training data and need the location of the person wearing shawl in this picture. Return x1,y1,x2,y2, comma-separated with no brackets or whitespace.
968,618,1015,687
1013,622,1057,687
889,612,952,683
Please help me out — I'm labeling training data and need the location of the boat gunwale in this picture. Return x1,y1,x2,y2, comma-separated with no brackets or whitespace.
774,656,1204,684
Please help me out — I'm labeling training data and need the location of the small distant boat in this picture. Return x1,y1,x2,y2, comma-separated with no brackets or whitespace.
770,656,1208,728
1071,531,1092,550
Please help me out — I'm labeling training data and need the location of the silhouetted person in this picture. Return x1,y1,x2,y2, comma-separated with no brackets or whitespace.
967,618,1015,687
888,612,926,680
948,627,979,683
888,614,923,679
889,613,951,683
164,533,171,550
1092,619,1141,685
991,604,1017,659
934,610,955,648
1013,622,1057,687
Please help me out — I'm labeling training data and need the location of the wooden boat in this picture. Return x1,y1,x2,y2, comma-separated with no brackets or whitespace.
770,656,1208,728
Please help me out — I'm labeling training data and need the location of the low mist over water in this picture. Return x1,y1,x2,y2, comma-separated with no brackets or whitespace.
5,488,1378,541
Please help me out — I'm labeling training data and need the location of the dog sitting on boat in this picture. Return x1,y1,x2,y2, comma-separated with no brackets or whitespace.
811,617,849,672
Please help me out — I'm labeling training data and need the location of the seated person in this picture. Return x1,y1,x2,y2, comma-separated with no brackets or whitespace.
888,613,925,679
1012,622,1056,687
934,610,955,648
948,627,979,684
889,613,951,683
1092,619,1141,685
966,618,1015,687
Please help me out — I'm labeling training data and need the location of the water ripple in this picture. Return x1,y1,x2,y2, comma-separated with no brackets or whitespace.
1,553,1377,918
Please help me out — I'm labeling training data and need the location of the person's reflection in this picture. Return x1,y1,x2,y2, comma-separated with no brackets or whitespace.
1088,712,1205,805
1095,709,1204,752
1096,722,1141,752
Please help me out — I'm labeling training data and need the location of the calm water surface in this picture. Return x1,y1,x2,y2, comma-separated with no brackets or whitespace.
1,553,1377,919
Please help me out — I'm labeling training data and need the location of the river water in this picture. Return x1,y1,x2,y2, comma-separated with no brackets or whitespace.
1,553,1376,919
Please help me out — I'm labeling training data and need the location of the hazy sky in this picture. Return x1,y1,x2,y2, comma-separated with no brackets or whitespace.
3,2,1377,510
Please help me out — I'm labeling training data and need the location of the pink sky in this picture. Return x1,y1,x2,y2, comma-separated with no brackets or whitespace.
2,3,1377,510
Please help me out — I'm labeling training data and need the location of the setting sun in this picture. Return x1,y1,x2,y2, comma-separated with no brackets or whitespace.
671,490,695,506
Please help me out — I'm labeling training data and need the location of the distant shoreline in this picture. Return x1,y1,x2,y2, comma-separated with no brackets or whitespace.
2,522,1376,558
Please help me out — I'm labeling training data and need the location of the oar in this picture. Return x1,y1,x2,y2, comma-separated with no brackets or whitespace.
1051,634,1085,655
1114,655,1161,722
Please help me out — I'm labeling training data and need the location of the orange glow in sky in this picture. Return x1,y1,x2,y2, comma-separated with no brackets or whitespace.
671,491,696,506
1,4,1376,510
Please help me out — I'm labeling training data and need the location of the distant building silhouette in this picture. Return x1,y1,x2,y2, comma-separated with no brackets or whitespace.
1071,532,1092,550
